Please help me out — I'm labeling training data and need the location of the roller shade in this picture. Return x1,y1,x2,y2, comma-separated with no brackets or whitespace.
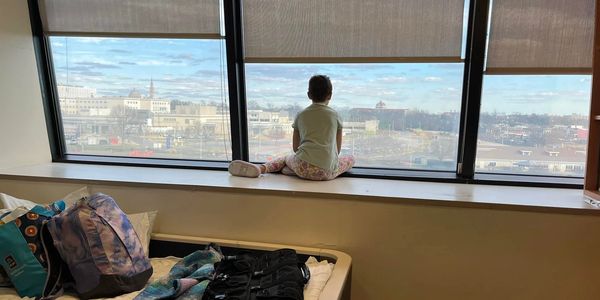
39,0,221,37
486,0,595,74
242,0,465,63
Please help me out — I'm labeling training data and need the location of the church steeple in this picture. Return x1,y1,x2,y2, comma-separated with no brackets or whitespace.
149,77,155,99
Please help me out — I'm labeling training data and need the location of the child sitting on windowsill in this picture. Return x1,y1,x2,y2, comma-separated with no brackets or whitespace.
229,75,355,181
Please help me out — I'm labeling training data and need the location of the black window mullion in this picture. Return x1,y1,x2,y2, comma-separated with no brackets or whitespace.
456,0,491,180
224,0,249,161
27,0,67,162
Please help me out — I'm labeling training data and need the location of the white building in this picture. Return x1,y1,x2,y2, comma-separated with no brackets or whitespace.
58,82,170,116
57,85,96,98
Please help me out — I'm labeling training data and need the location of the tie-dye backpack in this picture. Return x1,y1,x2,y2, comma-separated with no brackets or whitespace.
47,193,153,299
0,201,66,298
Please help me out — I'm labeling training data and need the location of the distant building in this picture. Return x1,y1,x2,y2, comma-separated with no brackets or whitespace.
349,101,407,131
248,110,285,124
351,101,408,115
343,120,379,134
152,112,230,137
476,143,586,175
577,128,589,140
248,110,293,136
175,104,218,115
58,80,170,116
57,85,96,98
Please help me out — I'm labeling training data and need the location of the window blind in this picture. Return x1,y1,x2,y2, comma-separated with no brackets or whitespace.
242,0,465,63
39,0,221,37
486,0,595,74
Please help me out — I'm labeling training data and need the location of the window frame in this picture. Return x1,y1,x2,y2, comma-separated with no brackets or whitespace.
26,0,587,188
584,1,600,199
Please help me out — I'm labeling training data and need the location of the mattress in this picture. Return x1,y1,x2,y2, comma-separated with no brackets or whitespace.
0,257,180,300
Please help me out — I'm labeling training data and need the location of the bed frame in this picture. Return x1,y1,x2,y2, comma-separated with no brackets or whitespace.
149,233,352,300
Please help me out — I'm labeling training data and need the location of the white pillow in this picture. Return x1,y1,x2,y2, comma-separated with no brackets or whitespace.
128,211,158,257
0,186,90,209
60,186,91,206
0,193,37,210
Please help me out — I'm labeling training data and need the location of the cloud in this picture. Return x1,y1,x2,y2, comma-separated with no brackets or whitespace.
76,61,120,69
136,60,165,66
165,53,216,66
527,91,558,97
109,49,131,54
424,76,442,82
62,65,92,72
434,87,460,94
136,59,202,66
169,53,195,61
193,70,224,77
376,91,396,96
119,61,137,65
78,71,104,77
380,76,407,83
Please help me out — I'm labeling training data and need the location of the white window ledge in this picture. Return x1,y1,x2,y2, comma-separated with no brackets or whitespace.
0,163,597,214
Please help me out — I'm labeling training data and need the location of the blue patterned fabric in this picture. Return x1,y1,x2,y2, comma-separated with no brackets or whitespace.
135,247,223,300
0,201,65,297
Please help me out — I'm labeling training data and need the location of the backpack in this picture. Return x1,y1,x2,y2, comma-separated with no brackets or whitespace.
47,193,153,299
0,201,66,298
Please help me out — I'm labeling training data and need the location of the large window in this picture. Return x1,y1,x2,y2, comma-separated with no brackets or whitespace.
40,0,231,161
30,0,596,185
476,75,591,177
50,37,231,161
242,0,467,171
475,0,594,179
246,63,463,171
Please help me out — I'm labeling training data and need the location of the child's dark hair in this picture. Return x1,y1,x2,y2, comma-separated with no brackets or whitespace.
308,75,332,103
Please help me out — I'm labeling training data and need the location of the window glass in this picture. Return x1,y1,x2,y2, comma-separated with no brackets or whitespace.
50,37,231,161
245,63,463,170
476,75,591,177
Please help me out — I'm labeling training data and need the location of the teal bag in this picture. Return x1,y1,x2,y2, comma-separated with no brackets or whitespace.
0,201,65,298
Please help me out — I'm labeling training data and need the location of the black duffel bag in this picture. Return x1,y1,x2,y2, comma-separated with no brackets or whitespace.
203,249,310,300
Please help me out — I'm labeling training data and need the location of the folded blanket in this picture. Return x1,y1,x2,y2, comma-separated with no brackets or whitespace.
304,256,334,300
135,246,223,300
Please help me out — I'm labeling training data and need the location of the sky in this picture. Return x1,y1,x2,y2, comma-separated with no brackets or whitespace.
49,36,592,115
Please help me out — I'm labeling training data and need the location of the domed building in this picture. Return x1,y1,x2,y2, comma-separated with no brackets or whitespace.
128,88,142,98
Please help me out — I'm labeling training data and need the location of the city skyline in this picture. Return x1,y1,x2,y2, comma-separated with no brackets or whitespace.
50,37,592,115
55,83,589,177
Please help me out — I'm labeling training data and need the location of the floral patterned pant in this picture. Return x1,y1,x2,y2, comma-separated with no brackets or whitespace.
263,155,355,181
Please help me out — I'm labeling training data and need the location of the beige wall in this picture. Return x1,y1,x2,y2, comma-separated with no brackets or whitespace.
0,0,51,169
1,178,599,299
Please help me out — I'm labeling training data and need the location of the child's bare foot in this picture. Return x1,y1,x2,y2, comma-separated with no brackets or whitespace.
229,160,261,178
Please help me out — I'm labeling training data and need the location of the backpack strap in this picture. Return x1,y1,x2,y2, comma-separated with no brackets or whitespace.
39,222,67,300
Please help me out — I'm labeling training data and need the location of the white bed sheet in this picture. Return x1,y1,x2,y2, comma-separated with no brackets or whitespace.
0,257,180,300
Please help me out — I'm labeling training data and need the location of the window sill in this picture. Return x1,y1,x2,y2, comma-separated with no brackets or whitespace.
60,155,583,188
0,163,597,215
